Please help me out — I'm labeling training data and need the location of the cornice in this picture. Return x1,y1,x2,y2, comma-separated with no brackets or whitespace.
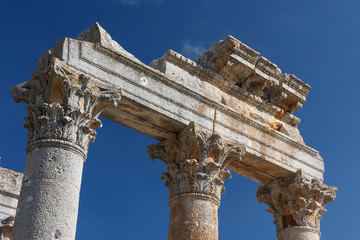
158,50,302,127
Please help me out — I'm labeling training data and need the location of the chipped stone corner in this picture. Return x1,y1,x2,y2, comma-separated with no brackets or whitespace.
76,22,140,63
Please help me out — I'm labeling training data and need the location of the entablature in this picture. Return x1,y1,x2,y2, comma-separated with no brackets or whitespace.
30,23,324,183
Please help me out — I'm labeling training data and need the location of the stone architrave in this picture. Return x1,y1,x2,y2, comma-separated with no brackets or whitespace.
35,23,325,184
11,59,121,240
255,170,337,240
148,123,245,240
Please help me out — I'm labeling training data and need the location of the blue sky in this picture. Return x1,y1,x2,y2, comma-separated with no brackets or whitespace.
1,0,359,239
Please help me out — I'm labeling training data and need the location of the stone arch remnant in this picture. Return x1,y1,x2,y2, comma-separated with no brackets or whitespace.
9,22,337,240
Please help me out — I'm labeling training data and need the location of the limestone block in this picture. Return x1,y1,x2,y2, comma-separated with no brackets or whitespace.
0,168,22,240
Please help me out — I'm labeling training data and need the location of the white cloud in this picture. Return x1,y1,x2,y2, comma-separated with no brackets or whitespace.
118,0,140,5
181,43,206,61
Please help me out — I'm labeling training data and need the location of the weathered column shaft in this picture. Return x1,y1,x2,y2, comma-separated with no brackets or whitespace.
14,145,84,239
148,123,245,240
277,226,320,240
255,170,337,240
168,195,218,240
11,58,121,240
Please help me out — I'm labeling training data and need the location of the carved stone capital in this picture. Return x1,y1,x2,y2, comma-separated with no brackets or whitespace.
11,58,121,154
148,122,245,204
255,170,337,232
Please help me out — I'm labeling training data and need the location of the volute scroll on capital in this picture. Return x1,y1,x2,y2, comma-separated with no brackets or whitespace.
148,122,246,204
11,58,122,154
255,170,337,232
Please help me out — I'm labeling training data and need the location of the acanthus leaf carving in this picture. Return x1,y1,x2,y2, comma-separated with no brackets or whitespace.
11,58,122,153
148,122,245,204
255,170,337,232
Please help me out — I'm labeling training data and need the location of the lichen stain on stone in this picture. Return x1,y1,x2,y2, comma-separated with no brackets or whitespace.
158,82,164,94
90,80,99,93
207,149,219,163
248,112,259,120
194,104,206,115
40,178,54,186
274,108,284,120
49,78,64,105
227,97,238,110
269,121,282,131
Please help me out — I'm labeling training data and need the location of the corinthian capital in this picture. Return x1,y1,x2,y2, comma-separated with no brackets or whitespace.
255,170,337,232
148,122,245,204
11,58,121,154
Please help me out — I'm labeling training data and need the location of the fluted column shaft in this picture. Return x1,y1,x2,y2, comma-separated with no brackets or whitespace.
11,58,121,240
256,170,337,240
148,123,245,240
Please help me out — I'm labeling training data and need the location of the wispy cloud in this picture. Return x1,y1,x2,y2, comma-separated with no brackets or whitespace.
181,43,206,61
112,0,163,6
117,0,140,5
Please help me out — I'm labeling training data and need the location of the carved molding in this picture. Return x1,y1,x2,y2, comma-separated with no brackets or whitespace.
148,122,245,204
85,43,323,167
255,170,337,232
11,58,121,154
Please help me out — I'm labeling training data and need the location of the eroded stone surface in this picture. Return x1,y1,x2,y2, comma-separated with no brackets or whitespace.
77,22,140,63
196,35,309,113
12,58,122,154
168,196,219,240
11,57,121,240
255,170,337,239
148,123,245,239
40,23,325,183
0,168,22,240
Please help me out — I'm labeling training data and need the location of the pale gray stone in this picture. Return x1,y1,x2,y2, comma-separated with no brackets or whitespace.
11,57,121,240
12,147,84,240
0,168,22,240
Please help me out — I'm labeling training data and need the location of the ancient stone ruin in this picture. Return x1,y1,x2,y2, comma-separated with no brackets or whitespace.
0,168,22,240
3,22,337,239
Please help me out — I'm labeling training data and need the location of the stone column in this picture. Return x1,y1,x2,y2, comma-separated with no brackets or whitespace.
11,58,121,240
148,123,245,240
255,170,337,240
